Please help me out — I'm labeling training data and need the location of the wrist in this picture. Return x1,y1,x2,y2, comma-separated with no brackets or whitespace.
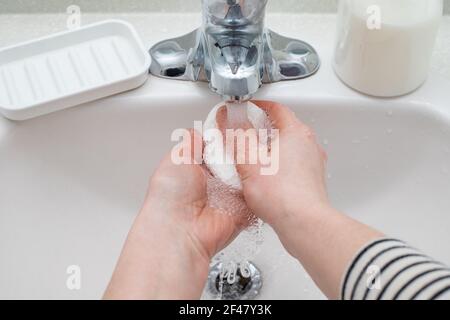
141,201,214,264
270,201,336,258
138,207,212,283
272,200,333,234
105,208,210,300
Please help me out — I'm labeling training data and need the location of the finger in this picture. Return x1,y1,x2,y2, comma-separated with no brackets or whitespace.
303,125,316,140
215,105,262,182
253,100,323,150
251,100,300,130
216,104,253,131
215,105,227,134
319,145,328,163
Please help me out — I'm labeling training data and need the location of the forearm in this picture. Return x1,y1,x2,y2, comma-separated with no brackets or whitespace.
104,209,210,300
273,204,383,300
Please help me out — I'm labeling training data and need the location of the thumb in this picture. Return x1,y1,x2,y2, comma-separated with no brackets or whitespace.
216,104,263,183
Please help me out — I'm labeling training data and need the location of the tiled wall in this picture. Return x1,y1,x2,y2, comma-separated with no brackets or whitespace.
0,0,449,14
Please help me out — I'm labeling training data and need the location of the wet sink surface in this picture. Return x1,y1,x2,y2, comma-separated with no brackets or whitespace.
1,73,450,299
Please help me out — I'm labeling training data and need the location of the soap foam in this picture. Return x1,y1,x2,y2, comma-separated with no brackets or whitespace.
203,101,273,218
203,101,271,298
203,101,272,192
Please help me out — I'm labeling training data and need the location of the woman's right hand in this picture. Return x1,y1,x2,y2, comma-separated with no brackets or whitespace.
236,101,329,231
237,101,383,299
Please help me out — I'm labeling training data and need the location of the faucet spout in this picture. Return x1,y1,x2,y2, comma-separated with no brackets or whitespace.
203,0,267,100
149,0,320,102
225,2,245,23
221,45,249,75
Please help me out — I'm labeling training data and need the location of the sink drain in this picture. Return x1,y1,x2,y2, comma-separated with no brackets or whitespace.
207,262,262,300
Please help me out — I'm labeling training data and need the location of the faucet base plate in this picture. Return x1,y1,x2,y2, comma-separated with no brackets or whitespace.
149,28,320,83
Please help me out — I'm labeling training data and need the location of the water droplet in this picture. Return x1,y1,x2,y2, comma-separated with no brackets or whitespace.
386,110,393,117
323,139,329,146
386,129,393,135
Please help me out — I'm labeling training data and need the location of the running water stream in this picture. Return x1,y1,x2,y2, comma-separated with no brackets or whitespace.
205,101,265,300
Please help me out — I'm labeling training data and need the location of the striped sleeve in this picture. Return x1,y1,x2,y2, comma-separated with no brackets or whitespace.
341,238,450,300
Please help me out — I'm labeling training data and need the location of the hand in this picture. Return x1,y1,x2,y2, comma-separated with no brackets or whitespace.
105,130,247,300
235,101,329,229
144,129,249,260
235,101,383,299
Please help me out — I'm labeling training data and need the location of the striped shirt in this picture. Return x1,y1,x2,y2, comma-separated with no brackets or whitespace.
341,238,450,300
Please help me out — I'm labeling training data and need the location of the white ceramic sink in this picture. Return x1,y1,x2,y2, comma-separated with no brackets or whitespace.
1,10,450,298
1,68,450,299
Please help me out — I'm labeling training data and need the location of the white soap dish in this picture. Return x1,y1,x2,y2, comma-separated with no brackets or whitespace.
0,20,151,120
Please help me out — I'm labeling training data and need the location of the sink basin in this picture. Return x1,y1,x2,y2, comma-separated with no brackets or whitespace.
1,68,450,299
1,9,450,298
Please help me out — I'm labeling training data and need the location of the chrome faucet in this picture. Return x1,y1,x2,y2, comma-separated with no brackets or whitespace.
149,0,320,102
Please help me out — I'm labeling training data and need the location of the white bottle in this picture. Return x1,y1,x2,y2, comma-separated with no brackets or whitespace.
333,0,443,97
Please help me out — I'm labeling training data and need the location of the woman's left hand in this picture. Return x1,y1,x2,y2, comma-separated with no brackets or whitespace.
104,130,247,300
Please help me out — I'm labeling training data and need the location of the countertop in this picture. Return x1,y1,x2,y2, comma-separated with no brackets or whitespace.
0,12,449,81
